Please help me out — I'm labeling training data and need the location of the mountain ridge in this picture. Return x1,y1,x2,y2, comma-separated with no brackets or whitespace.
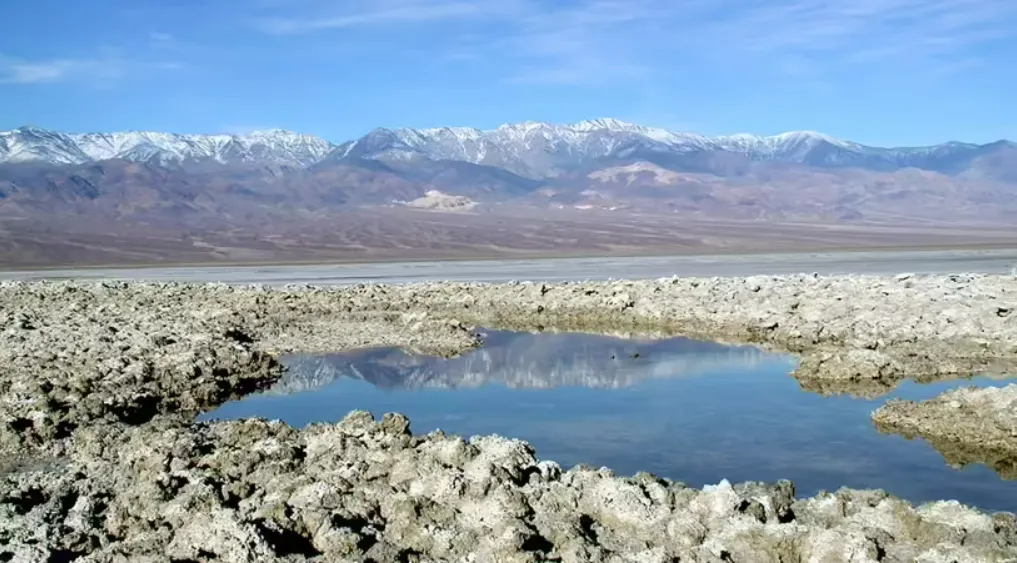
0,126,335,167
3,119,1011,176
2,118,1016,242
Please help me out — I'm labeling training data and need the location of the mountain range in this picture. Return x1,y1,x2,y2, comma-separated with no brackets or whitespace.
3,118,1013,175
1,118,1016,267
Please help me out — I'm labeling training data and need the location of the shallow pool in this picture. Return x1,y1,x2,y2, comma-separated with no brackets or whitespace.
201,329,1017,512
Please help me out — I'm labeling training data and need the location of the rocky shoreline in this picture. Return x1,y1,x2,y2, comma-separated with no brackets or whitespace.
8,411,1017,562
2,276,1017,561
873,385,1017,481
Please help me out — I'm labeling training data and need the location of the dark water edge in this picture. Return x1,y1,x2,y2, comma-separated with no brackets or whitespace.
201,330,1017,512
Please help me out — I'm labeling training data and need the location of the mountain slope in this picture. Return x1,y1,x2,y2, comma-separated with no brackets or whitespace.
0,127,336,167
329,156,542,199
1,119,1015,234
0,157,436,215
546,160,1017,221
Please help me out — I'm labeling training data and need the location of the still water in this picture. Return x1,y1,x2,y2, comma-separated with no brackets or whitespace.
201,329,1017,512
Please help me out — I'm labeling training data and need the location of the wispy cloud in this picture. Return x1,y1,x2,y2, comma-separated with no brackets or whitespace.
253,0,1017,84
0,52,182,87
255,0,511,34
0,55,126,85
149,32,176,43
252,0,658,84
503,0,656,85
700,0,1017,64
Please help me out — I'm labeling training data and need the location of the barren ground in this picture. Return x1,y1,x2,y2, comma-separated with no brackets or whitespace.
3,276,1017,561
3,208,1017,269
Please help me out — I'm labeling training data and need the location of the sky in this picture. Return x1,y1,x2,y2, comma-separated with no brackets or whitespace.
0,0,1013,146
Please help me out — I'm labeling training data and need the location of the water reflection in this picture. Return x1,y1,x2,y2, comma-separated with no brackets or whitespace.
796,365,1017,400
269,330,773,395
202,330,1017,512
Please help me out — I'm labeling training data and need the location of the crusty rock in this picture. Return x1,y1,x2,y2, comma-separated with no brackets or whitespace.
873,384,1017,479
4,274,1017,414
0,281,481,458
3,412,1016,563
3,276,1017,561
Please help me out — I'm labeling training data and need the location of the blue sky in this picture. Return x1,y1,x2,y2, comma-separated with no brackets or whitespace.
0,0,1013,146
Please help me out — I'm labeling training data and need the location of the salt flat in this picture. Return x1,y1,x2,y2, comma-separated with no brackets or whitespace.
5,274,1017,561
3,247,1017,285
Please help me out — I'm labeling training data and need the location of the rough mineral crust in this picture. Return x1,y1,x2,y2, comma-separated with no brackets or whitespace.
873,384,1017,480
1,275,1016,456
2,276,1017,561
0,281,480,458
4,411,1017,563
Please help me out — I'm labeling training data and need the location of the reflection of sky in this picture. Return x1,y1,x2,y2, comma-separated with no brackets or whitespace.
202,332,1017,512
267,330,774,394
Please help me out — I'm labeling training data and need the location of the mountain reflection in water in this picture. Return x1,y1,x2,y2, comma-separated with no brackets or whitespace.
202,329,1017,512
268,330,774,395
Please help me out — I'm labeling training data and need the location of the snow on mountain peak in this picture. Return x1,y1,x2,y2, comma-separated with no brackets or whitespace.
247,128,298,135
0,121,1004,176
494,121,554,135
714,130,856,156
0,127,337,166
774,130,851,146
416,125,483,136
569,118,686,143
0,127,89,165
571,118,637,131
12,125,53,135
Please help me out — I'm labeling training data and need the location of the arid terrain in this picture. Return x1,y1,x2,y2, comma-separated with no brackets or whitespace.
4,275,1017,561
2,120,1016,268
6,0,1017,557
5,120,1017,562
4,208,1017,269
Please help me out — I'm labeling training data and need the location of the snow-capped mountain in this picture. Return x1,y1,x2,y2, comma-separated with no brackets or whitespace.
335,118,1012,178
1,119,1012,178
338,118,722,178
0,127,92,165
0,126,335,167
2,119,1016,268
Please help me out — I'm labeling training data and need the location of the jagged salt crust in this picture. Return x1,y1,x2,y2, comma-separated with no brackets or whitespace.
3,412,1017,562
873,385,1017,480
2,275,1017,561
